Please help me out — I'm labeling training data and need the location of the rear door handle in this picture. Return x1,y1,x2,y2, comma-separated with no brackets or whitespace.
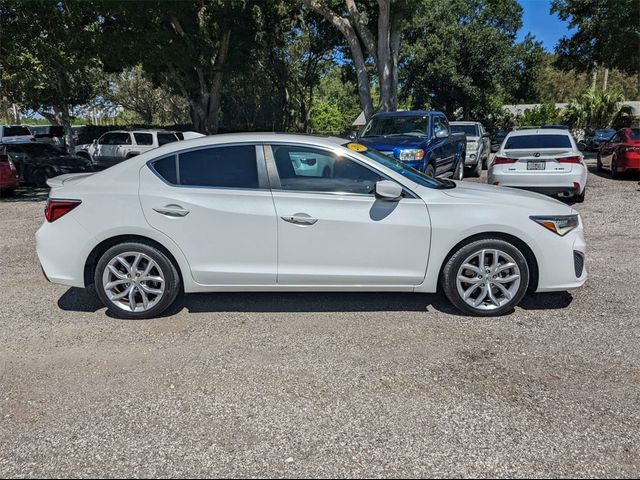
281,214,318,225
153,204,190,217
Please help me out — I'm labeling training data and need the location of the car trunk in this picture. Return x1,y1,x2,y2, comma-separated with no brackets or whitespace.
501,148,577,173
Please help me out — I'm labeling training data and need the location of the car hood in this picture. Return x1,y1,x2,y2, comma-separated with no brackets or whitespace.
437,181,574,215
358,136,427,150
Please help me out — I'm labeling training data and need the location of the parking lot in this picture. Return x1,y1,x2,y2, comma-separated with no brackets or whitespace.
1,160,639,477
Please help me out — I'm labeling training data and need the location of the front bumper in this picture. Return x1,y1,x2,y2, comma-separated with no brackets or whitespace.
535,225,587,292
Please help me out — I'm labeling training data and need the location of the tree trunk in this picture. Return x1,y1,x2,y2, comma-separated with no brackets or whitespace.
377,0,393,111
603,68,609,90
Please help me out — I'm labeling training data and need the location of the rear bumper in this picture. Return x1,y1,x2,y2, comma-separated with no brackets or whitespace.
36,215,93,288
488,167,588,194
619,152,640,171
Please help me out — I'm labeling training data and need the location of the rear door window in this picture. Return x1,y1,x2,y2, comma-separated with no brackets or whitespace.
504,134,572,149
178,145,259,189
134,133,154,145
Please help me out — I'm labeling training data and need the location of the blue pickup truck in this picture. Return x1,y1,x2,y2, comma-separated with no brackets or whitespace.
353,110,466,179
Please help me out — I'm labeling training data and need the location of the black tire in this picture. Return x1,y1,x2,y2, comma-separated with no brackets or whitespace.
454,159,464,181
573,188,585,203
425,162,436,178
441,238,530,317
94,242,181,319
32,168,52,187
0,187,15,197
596,154,603,172
611,155,619,179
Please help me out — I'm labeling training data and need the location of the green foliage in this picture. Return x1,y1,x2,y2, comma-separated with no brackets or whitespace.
552,0,640,74
0,0,107,144
402,0,541,120
563,88,633,130
519,103,561,127
310,67,361,134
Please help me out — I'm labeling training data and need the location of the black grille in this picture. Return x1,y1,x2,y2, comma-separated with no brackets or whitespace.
574,251,585,278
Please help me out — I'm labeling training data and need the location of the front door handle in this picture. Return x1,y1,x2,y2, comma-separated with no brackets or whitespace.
153,204,190,217
281,213,318,225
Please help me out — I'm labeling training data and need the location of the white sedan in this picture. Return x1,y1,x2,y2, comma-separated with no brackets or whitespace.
488,128,588,202
36,133,587,319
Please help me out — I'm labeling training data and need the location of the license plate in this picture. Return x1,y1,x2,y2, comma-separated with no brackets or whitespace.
527,161,546,170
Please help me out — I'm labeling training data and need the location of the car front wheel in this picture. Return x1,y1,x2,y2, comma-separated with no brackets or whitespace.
442,238,530,316
94,242,181,319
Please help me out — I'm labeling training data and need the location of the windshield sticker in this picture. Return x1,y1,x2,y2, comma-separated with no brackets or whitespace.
346,143,368,152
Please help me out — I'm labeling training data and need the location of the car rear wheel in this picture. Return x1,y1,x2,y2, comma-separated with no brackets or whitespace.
32,168,53,187
94,242,181,319
611,155,619,179
442,239,530,316
454,159,464,180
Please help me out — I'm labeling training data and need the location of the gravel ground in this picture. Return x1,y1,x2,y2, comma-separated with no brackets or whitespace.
1,159,639,478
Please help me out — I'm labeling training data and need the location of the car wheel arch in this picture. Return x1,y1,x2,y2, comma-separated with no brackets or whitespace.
436,231,539,293
83,234,185,291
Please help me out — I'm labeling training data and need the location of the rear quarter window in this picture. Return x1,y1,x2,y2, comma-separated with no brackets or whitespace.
629,129,640,141
504,134,572,149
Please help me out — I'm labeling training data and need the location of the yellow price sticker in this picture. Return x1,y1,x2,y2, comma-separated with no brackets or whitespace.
346,143,368,152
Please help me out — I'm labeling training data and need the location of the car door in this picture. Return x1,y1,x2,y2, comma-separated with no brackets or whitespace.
266,143,430,287
432,116,455,176
96,133,118,163
138,143,277,286
601,132,619,167
113,133,133,161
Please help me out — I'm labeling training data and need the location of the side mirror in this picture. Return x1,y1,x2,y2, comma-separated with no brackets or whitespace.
435,129,449,139
347,131,359,141
482,132,490,138
92,139,97,145
375,180,403,201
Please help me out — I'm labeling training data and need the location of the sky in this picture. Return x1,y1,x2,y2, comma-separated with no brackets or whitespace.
517,0,575,52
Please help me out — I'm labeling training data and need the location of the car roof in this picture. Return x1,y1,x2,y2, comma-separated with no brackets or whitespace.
450,121,480,125
506,128,571,136
371,110,444,118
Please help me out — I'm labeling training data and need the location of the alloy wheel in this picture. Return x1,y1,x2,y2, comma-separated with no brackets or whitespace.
102,251,166,313
455,248,521,311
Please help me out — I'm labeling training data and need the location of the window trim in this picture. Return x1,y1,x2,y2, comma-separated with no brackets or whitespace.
263,143,418,199
146,143,269,191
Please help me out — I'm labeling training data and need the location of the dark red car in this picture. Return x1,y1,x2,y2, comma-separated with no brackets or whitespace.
597,127,640,178
0,147,18,197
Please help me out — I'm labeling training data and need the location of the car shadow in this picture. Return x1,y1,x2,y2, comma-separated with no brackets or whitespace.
57,287,574,319
587,165,640,182
0,186,49,202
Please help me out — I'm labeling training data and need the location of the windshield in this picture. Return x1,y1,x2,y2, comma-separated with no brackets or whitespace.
345,143,454,189
504,134,572,149
361,115,429,138
594,129,615,138
630,129,640,141
451,124,478,137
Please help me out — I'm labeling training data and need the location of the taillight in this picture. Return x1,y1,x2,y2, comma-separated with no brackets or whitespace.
45,199,81,222
494,156,516,165
557,156,582,164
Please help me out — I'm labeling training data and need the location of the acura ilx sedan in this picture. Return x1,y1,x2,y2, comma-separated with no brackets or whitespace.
36,133,587,319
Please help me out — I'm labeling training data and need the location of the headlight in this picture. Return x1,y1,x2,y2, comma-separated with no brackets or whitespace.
530,215,579,236
397,148,425,161
468,141,478,149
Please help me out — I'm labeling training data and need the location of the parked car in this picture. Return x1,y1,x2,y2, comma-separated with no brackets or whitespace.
0,125,34,144
450,121,490,176
2,142,93,187
491,130,509,152
588,128,616,152
355,110,467,180
37,133,587,319
488,129,587,202
0,147,19,197
597,128,640,178
75,129,181,169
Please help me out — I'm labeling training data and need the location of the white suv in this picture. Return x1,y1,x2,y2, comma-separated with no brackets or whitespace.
75,130,181,169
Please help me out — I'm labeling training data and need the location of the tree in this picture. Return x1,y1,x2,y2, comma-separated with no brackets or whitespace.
303,0,413,120
519,103,561,127
551,0,640,75
100,0,254,134
0,1,106,150
106,66,190,125
563,88,633,130
402,0,535,120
